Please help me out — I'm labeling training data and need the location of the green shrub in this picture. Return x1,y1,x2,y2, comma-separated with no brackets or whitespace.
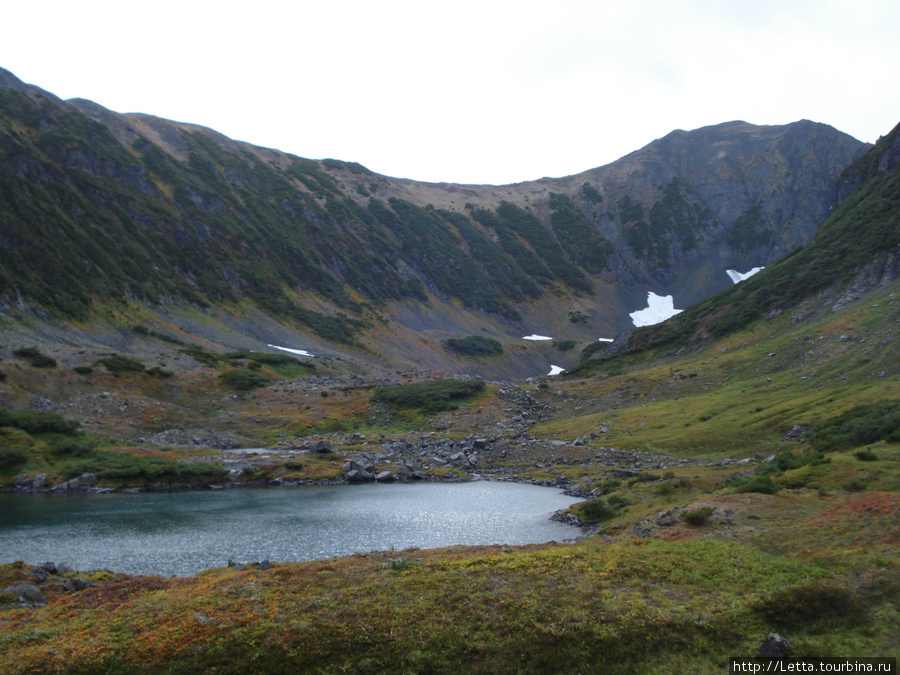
554,340,578,352
181,346,224,368
30,355,57,368
681,506,714,526
606,494,631,509
730,474,783,494
854,449,879,462
0,408,80,435
577,498,617,522
372,380,485,413
0,446,28,469
12,347,41,359
96,355,145,376
218,370,272,391
810,400,900,451
146,367,174,379
73,366,93,375
50,440,95,457
446,336,503,357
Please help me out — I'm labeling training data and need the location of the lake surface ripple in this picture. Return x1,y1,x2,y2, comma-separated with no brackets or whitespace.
0,481,582,576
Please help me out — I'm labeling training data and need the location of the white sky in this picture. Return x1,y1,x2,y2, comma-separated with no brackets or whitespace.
2,0,898,185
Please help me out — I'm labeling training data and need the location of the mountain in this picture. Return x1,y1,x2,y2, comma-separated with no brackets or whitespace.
0,67,869,376
572,118,900,371
0,115,899,673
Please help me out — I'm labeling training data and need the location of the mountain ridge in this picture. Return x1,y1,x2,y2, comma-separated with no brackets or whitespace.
0,66,870,377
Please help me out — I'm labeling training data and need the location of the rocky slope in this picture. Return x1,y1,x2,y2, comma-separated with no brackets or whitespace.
0,66,868,377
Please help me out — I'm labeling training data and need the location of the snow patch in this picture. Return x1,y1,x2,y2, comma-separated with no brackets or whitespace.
629,292,683,328
268,344,315,358
597,338,614,342
726,267,764,284
523,334,553,341
548,365,565,376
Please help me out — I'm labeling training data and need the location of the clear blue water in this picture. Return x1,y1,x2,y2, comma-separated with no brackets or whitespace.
0,482,582,576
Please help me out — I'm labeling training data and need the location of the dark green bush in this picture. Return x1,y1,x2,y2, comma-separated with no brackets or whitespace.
30,356,57,368
372,380,485,413
0,408,80,435
218,370,272,391
0,446,28,469
447,336,503,357
146,366,174,379
577,498,618,522
96,355,145,375
554,340,578,352
73,366,93,375
854,449,879,462
605,494,631,509
681,506,714,526
810,400,900,451
729,474,783,494
13,347,42,359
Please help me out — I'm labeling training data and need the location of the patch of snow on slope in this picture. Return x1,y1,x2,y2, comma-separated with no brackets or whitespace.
268,344,315,357
598,338,614,342
629,292,683,328
726,267,764,283
523,334,553,341
548,365,565,376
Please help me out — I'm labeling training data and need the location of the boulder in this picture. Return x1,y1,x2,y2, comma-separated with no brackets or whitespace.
346,469,373,483
375,471,396,482
756,633,792,658
1,583,47,607
65,578,94,592
312,440,334,454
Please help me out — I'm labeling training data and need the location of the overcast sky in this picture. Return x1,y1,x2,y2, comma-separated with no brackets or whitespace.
3,0,898,185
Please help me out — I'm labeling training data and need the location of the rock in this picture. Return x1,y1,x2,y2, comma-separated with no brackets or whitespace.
258,560,272,570
65,578,94,592
14,474,32,488
375,471,395,482
346,469,373,483
38,562,57,574
312,440,334,454
32,474,47,489
56,563,74,574
473,438,488,450
756,633,792,658
1,583,47,607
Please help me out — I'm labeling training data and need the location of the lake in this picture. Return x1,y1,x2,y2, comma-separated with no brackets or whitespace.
0,481,583,577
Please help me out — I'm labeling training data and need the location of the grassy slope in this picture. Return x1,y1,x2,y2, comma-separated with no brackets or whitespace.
1,280,898,672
